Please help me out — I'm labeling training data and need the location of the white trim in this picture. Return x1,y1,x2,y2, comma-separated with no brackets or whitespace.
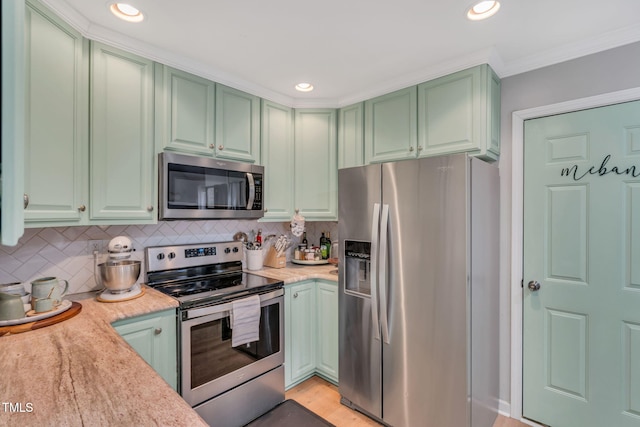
510,87,640,423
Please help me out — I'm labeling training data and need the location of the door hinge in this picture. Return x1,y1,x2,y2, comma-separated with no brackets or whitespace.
521,279,524,288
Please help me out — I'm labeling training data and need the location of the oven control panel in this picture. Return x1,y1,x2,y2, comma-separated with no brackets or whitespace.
146,241,243,272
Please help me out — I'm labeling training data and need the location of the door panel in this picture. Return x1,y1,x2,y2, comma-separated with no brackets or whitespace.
338,164,382,418
523,100,640,427
382,156,469,427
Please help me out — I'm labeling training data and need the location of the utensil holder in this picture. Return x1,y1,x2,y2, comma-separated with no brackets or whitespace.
246,249,264,271
263,247,286,269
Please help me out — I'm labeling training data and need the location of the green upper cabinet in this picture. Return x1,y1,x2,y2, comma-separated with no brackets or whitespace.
24,0,88,226
364,86,418,164
90,42,156,222
155,65,215,157
1,0,26,246
215,84,261,164
417,64,500,161
294,109,338,220
338,102,364,169
261,100,294,221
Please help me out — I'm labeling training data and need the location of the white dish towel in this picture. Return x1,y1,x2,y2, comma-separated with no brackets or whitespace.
230,295,261,347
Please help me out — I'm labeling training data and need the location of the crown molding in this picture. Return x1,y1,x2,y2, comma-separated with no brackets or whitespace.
37,0,640,109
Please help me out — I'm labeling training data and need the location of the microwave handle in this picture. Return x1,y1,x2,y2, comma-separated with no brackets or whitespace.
246,172,255,209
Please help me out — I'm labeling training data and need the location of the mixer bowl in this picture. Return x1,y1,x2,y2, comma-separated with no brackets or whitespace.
98,260,141,293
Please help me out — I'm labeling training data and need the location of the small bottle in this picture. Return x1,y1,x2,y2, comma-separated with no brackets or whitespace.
326,232,332,258
256,229,262,246
302,232,308,248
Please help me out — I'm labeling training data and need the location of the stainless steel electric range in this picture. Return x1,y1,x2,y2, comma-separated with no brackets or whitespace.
145,241,284,427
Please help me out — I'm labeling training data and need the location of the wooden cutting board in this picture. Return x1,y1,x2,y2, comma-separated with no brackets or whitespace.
0,302,82,336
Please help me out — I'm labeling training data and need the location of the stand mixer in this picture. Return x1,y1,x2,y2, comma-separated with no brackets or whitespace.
95,236,143,302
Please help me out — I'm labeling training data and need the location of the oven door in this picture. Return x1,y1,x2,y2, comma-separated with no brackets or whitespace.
180,290,283,407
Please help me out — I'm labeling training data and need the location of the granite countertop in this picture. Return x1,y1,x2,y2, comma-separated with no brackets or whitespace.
245,262,338,284
0,286,207,427
0,264,336,426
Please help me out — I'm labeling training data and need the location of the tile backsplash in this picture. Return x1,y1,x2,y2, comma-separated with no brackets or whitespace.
0,220,338,295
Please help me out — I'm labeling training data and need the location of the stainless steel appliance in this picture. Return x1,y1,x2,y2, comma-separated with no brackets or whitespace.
338,153,499,427
146,241,284,427
159,152,264,220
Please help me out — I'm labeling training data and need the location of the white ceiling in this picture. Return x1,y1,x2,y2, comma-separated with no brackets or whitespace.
41,0,640,108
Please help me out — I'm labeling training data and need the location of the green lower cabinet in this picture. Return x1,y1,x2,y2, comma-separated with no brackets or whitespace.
285,280,316,387
112,309,178,391
284,279,339,389
315,280,339,383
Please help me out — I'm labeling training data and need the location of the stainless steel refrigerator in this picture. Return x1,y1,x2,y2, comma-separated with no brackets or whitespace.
338,153,499,427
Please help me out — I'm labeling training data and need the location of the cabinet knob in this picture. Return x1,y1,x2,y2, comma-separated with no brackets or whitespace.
154,328,163,335
264,208,268,213
23,194,29,210
409,146,414,152
293,292,299,298
218,145,224,151
417,146,423,152
147,206,154,212
78,205,86,212
209,144,214,149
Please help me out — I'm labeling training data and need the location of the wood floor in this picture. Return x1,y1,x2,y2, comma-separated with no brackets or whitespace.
286,376,530,427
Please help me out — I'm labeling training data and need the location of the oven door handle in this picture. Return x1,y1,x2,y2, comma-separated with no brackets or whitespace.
185,289,283,320
246,172,255,210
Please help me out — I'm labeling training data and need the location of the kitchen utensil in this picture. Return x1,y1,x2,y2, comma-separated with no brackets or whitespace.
95,236,143,300
0,292,26,321
0,282,26,296
246,248,263,270
233,231,248,243
98,260,141,293
31,277,68,307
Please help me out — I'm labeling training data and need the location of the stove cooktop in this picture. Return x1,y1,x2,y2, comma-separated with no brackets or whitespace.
150,271,283,310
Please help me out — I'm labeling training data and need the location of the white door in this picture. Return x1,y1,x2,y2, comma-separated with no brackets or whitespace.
523,100,640,426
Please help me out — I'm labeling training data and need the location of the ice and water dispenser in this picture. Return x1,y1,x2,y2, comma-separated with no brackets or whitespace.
344,240,371,296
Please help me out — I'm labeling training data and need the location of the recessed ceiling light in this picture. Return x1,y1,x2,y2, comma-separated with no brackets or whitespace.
295,83,314,92
466,0,500,21
110,3,144,23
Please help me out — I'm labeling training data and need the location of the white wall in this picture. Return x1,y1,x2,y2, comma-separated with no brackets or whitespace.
497,41,640,411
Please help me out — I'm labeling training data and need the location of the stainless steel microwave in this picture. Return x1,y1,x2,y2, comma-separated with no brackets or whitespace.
159,152,264,220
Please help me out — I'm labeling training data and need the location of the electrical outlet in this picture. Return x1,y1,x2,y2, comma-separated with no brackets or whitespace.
87,240,103,254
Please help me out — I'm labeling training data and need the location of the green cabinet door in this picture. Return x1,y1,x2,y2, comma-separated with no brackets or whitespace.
215,84,260,164
1,0,25,245
315,280,339,384
90,42,156,223
365,86,418,164
155,65,215,157
285,280,317,388
294,109,338,220
417,64,500,161
24,0,88,226
260,100,294,221
113,309,178,391
338,103,364,169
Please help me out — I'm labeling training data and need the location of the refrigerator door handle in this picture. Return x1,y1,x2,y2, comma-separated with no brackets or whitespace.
370,202,381,341
379,203,390,344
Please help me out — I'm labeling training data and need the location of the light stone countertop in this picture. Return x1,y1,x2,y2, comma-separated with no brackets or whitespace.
0,264,336,426
0,286,207,427
245,262,338,284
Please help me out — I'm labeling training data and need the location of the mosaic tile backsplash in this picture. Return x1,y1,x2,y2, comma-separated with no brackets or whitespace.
0,220,338,295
